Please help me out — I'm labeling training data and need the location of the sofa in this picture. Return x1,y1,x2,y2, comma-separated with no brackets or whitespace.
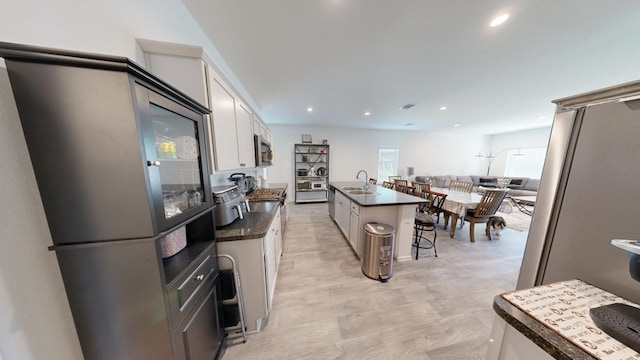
413,175,539,197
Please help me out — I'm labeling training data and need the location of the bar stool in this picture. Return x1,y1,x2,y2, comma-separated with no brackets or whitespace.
413,190,447,259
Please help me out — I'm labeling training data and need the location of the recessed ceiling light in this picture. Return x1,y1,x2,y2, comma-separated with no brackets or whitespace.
490,13,509,27
364,111,371,116
537,115,547,120
453,124,460,127
400,103,415,110
440,106,447,111
307,107,313,112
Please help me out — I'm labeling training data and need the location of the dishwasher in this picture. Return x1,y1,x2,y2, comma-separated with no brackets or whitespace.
328,185,335,220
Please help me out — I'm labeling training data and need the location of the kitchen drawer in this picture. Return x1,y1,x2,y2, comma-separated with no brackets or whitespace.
350,202,360,215
167,253,215,330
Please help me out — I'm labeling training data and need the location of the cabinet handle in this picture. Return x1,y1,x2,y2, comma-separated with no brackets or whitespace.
240,163,246,167
195,274,204,281
147,160,161,167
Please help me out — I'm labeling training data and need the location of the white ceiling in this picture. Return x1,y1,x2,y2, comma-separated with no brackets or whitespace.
180,0,640,135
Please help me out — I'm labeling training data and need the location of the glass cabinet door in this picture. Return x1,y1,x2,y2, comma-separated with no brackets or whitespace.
150,104,205,219
137,84,211,231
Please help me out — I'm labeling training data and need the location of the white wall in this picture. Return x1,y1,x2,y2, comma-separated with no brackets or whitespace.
486,127,552,177
269,124,491,190
0,1,237,359
267,125,552,193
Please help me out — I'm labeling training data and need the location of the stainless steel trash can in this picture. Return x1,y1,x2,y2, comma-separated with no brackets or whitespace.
361,222,395,282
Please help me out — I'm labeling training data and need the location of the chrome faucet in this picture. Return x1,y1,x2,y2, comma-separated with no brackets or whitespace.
356,170,369,190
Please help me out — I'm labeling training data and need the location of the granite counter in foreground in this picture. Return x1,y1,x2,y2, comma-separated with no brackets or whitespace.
490,279,640,360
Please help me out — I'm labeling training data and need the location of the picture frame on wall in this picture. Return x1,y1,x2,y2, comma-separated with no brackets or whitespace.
301,134,312,143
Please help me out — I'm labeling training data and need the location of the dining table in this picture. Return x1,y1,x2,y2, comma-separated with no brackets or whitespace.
431,187,484,239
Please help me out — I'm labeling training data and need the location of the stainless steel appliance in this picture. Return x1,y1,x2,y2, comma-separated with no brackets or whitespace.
227,173,256,195
518,80,640,305
361,222,395,282
254,135,273,166
311,181,326,190
212,185,250,227
328,185,335,220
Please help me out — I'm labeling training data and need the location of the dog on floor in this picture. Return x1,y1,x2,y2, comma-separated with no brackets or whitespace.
488,216,507,238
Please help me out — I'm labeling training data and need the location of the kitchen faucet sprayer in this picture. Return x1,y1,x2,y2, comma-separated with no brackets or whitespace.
356,170,369,190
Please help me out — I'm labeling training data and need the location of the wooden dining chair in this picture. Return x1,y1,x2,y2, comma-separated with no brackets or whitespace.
381,181,394,189
396,184,415,195
393,179,408,187
463,188,509,242
413,189,447,259
369,178,377,185
412,181,430,194
388,175,402,182
449,180,474,193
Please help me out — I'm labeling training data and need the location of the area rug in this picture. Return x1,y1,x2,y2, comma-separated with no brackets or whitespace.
496,202,533,232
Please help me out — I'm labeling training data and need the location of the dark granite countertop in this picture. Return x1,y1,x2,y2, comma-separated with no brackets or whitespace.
493,295,594,360
215,201,279,242
330,181,427,207
213,182,288,242
494,279,640,359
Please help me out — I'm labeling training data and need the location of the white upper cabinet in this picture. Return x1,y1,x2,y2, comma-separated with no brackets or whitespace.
235,101,255,168
208,72,240,171
144,53,210,108
138,39,269,172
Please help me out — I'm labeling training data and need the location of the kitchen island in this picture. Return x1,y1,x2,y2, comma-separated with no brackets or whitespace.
329,181,427,262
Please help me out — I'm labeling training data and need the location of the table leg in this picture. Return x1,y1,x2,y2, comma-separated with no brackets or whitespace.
449,213,458,238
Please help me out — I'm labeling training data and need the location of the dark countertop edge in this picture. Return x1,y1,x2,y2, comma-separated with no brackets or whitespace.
215,200,280,242
493,295,595,360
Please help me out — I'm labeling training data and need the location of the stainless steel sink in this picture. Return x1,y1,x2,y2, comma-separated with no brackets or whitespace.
341,186,363,190
348,190,376,195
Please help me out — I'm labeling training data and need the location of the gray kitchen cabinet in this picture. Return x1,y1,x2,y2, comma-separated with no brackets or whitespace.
139,39,257,172
0,42,225,360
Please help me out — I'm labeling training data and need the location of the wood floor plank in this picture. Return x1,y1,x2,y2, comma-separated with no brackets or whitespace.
222,203,527,359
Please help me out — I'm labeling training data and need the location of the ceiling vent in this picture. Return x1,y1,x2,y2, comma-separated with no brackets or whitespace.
399,103,415,110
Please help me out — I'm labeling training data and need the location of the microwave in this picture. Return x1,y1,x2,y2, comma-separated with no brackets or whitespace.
311,181,326,190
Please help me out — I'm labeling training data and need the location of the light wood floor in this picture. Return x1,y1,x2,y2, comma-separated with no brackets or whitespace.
222,203,527,359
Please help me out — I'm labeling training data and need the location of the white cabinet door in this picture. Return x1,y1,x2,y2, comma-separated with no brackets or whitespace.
235,102,255,168
335,192,350,237
208,72,240,171
253,117,261,136
264,210,281,312
273,209,283,269
264,231,277,312
145,54,209,108
349,210,359,251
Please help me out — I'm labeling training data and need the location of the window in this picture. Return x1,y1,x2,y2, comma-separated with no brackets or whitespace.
505,148,546,178
377,148,399,181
